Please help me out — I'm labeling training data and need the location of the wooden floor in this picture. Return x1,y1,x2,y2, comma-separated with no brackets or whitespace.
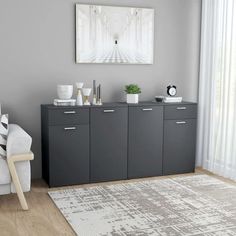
0,169,235,236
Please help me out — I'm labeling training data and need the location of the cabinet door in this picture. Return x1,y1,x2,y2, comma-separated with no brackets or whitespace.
90,107,128,182
128,106,163,178
163,119,196,175
49,125,89,187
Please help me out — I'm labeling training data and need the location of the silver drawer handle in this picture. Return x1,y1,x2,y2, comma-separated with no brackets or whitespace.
64,127,76,130
64,111,76,114
104,110,115,113
176,121,187,124
142,108,153,111
177,107,187,110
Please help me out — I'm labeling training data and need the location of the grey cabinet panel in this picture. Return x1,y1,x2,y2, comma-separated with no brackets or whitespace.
164,105,197,120
90,107,128,182
49,124,89,187
128,106,163,178
41,106,49,183
48,108,89,125
163,119,196,175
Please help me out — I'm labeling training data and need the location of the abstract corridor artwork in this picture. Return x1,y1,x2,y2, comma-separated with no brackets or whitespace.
75,4,154,64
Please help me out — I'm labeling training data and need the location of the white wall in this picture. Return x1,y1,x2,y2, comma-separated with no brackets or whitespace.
0,0,202,178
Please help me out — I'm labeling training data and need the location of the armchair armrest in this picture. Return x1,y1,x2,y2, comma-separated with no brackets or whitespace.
7,124,32,157
7,151,34,211
8,152,34,162
5,124,33,210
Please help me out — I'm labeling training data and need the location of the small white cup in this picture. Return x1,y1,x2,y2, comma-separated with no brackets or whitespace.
82,88,91,105
82,88,91,96
76,82,84,89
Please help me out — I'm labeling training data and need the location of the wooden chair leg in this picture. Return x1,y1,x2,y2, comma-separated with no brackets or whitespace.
7,152,34,211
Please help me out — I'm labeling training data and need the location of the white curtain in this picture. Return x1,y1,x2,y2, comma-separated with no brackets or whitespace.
197,0,236,180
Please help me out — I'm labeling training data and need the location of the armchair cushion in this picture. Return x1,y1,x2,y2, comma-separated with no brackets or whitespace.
0,124,32,186
7,125,32,192
0,114,9,159
0,158,10,184
7,124,32,157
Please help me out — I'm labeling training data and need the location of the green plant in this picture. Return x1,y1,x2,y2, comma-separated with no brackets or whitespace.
125,84,141,94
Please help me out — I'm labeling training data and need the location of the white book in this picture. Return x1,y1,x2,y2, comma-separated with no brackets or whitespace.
54,99,76,106
164,97,183,103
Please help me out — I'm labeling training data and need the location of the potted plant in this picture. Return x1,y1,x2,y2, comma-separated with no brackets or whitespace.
125,84,141,104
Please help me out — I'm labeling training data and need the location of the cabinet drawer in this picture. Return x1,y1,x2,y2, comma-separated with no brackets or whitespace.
48,108,89,125
164,104,197,120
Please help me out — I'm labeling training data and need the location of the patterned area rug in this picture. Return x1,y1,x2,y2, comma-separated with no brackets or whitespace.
48,175,236,236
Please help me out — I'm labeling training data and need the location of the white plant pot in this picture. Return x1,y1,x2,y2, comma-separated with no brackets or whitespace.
126,94,139,104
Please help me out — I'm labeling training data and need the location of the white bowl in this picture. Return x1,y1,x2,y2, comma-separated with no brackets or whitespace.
57,85,73,99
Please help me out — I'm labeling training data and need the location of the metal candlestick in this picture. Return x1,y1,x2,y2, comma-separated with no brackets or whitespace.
92,80,97,105
96,84,102,105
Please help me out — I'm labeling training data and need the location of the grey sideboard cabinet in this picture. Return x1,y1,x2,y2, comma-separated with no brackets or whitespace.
41,102,197,187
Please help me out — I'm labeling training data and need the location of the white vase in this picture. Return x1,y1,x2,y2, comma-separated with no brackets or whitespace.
126,94,139,104
76,90,83,106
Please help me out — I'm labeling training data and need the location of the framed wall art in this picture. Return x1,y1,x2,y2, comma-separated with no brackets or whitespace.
76,4,154,64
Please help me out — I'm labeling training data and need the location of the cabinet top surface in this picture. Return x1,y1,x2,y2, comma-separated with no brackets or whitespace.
42,102,127,109
127,101,197,106
41,101,197,109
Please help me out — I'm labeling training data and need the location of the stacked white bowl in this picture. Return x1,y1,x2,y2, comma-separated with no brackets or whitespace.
57,85,73,100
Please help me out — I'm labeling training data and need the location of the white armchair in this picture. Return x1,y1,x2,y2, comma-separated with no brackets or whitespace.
0,124,34,210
